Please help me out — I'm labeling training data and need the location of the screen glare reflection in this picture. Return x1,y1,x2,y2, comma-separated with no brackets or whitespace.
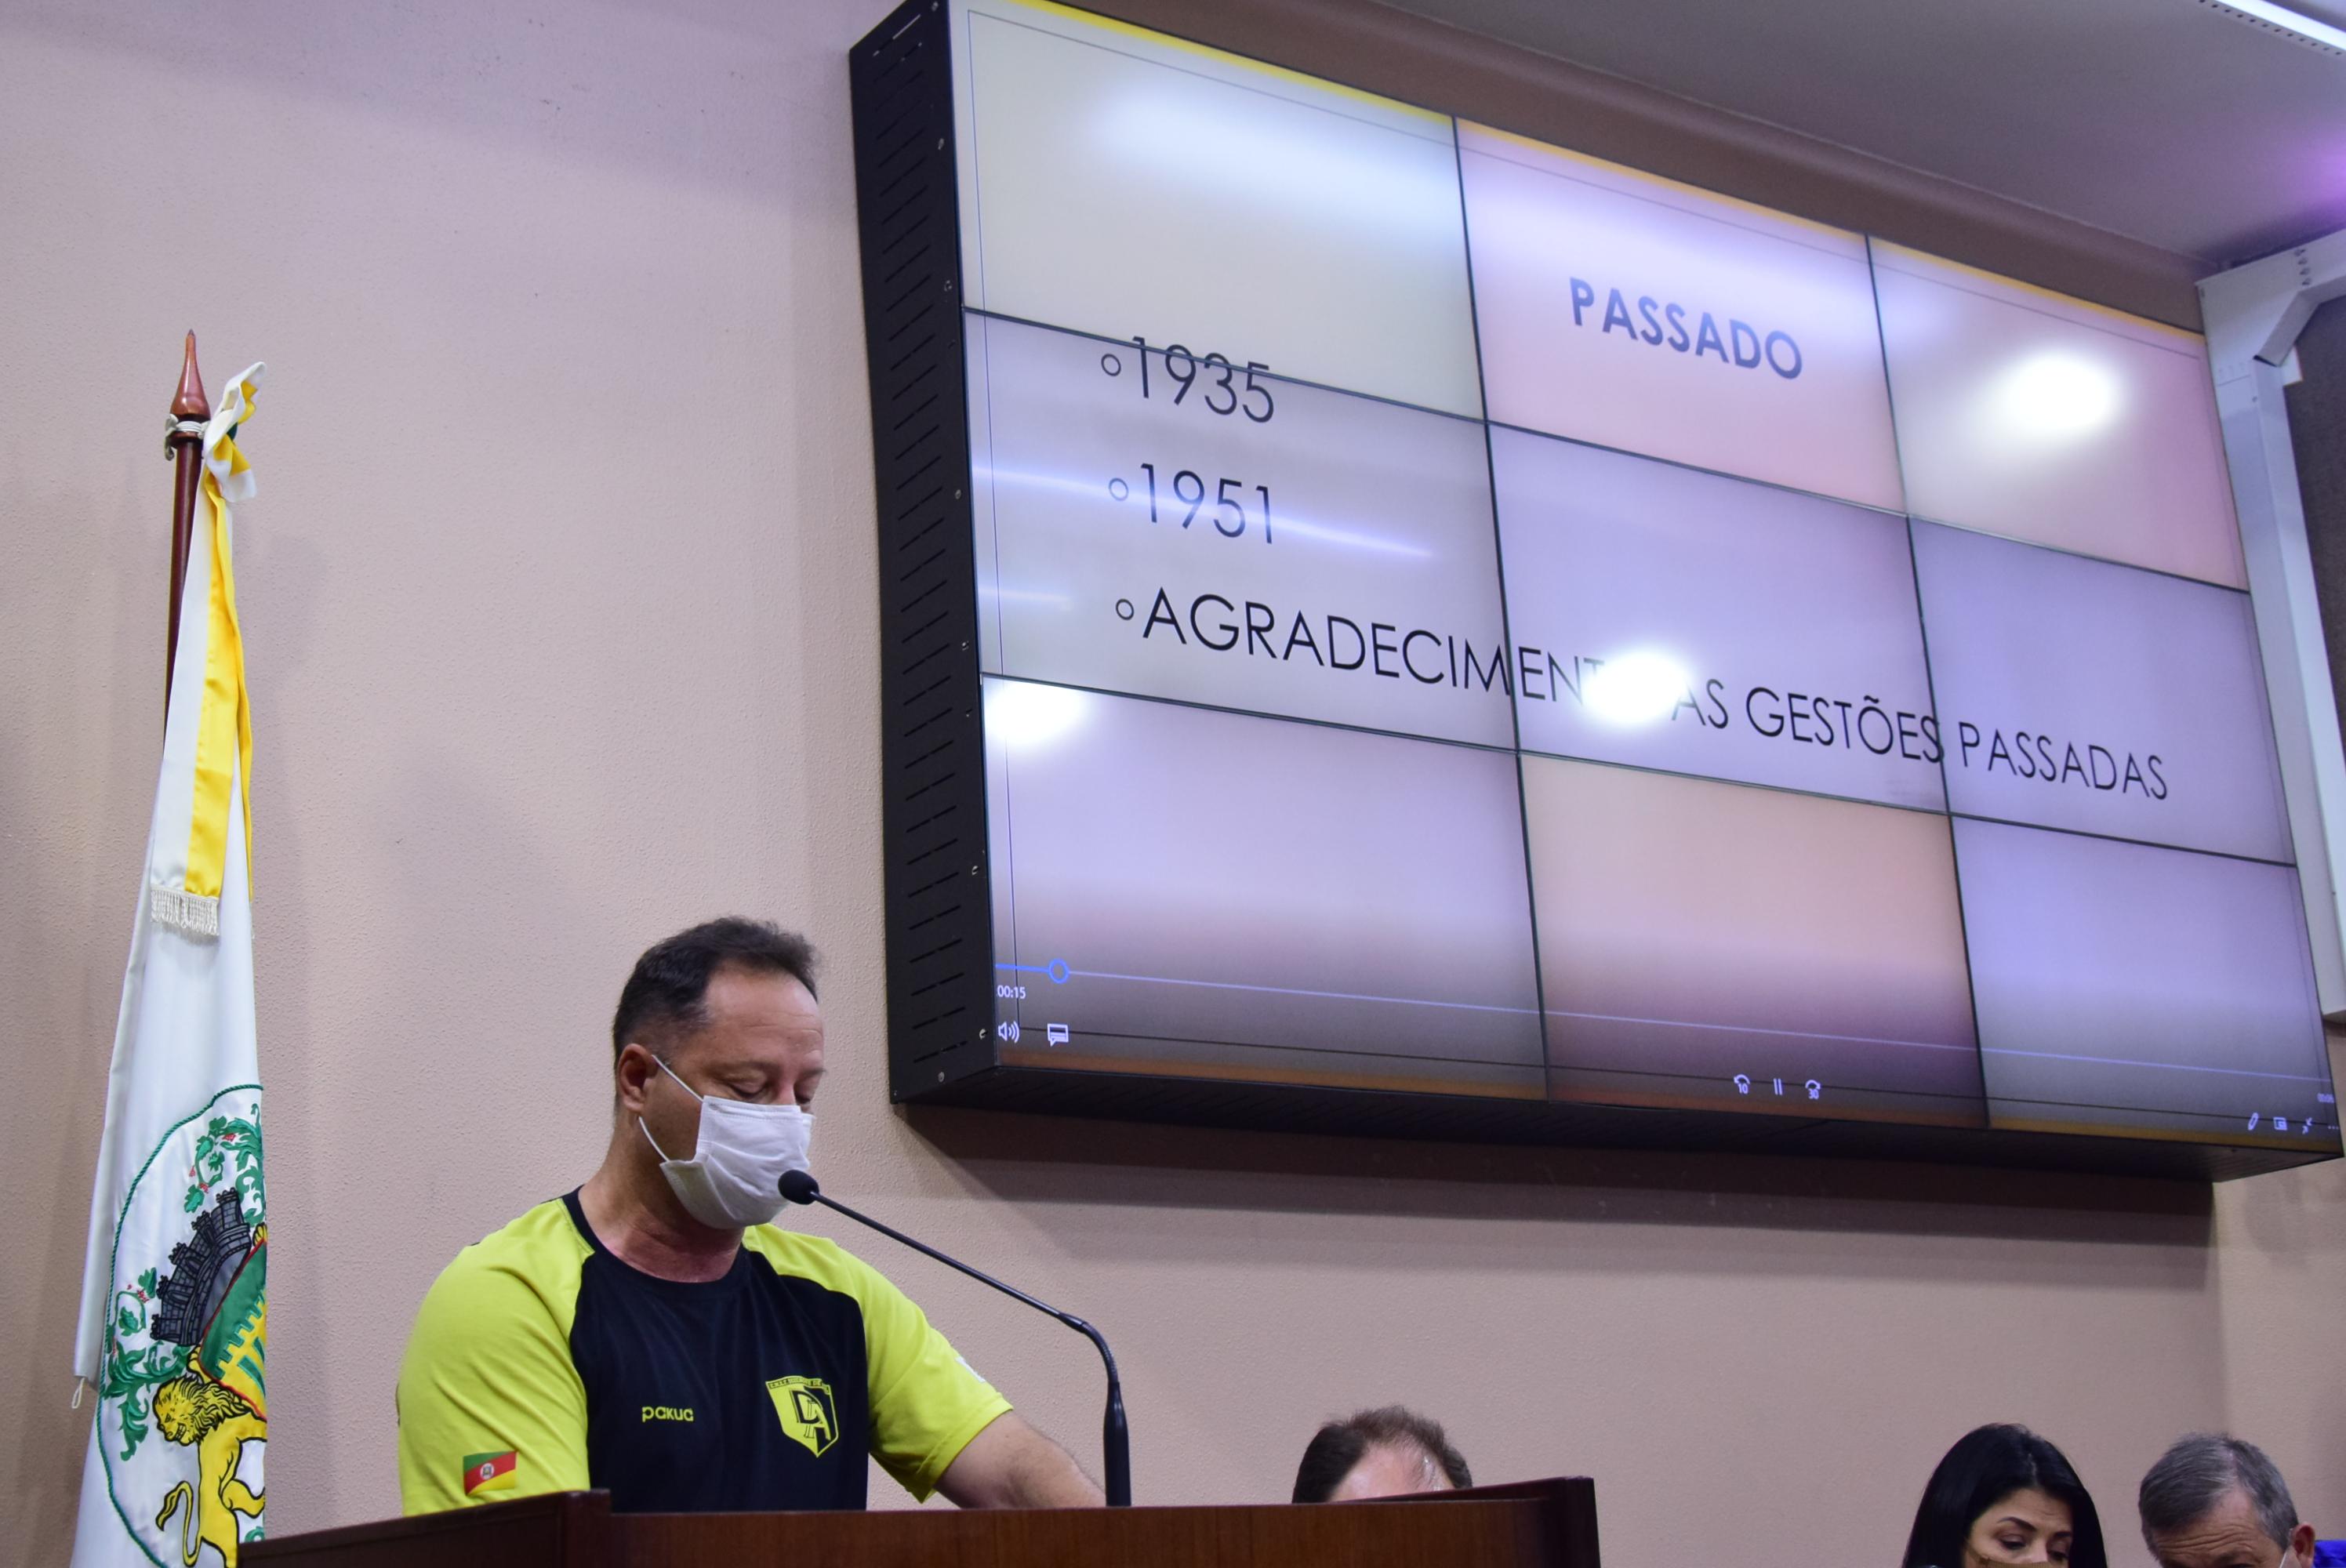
984,679,1089,749
1985,350,2125,447
1583,650,1695,726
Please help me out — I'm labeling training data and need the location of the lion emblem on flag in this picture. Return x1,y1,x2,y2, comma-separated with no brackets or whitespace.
97,1089,266,1566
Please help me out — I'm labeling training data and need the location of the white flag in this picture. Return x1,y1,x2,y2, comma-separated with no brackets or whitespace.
72,366,269,1568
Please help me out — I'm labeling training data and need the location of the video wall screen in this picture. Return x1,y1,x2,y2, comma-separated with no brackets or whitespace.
863,0,2342,1163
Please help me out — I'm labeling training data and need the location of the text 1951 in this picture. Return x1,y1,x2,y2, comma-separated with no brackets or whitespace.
1135,464,1273,543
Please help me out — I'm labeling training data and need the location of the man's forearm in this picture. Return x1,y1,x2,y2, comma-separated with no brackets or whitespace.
1000,1428,1104,1508
938,1412,1106,1508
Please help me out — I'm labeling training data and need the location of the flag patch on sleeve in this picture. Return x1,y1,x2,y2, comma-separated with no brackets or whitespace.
462,1450,518,1495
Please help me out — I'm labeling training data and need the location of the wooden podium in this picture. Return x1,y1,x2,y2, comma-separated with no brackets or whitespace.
245,1478,1600,1566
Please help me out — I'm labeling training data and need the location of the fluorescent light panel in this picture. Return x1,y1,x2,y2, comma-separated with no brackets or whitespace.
2211,0,2346,53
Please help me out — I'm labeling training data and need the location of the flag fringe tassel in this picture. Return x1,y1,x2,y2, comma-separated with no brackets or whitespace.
149,887,220,938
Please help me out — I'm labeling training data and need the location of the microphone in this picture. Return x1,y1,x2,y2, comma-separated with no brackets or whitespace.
778,1169,1131,1508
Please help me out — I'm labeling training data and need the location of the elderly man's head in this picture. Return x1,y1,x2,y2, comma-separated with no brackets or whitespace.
2140,1434,2315,1568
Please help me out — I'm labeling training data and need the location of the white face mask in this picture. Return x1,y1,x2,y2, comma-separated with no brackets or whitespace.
637,1056,814,1230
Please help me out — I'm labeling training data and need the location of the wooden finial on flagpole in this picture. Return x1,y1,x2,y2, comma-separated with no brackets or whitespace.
165,332,210,707
171,331,209,422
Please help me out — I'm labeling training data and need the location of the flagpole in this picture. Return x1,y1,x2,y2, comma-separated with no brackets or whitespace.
165,332,209,706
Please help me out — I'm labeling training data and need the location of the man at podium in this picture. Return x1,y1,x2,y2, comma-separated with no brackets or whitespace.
396,919,1102,1514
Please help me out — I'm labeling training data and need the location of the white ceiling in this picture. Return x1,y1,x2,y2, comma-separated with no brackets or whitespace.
1378,0,2346,267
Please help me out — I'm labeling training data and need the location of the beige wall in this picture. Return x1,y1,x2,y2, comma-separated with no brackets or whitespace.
3,3,2341,1564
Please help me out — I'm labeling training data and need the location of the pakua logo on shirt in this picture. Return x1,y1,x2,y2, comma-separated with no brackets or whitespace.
462,1450,517,1496
641,1405,695,1423
764,1375,838,1458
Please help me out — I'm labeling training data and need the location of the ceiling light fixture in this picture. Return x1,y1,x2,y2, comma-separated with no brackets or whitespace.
2205,0,2346,55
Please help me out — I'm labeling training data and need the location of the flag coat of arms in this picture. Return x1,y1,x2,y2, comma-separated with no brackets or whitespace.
72,366,270,1568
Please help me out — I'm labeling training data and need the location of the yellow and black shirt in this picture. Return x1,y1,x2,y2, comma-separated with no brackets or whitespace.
396,1192,1011,1514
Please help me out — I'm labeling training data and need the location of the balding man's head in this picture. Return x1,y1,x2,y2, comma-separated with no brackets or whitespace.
1291,1406,1471,1504
2140,1434,2314,1568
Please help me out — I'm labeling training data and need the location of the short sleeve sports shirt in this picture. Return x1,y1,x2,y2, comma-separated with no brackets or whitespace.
395,1192,1011,1514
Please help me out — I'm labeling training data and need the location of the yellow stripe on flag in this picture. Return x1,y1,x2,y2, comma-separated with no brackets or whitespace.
183,463,253,898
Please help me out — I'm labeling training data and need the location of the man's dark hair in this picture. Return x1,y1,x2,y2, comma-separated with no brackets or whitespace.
2139,1433,2298,1556
611,918,819,1062
1291,1406,1471,1504
1902,1424,2109,1568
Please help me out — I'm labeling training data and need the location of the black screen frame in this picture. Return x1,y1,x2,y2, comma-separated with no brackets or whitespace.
848,0,2341,1182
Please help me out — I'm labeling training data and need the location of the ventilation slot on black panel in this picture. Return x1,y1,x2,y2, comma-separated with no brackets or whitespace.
852,0,993,1093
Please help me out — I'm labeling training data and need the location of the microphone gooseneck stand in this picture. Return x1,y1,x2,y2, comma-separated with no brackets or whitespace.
778,1169,1131,1507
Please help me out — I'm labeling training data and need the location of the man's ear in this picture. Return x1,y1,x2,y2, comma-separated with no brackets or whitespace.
615,1042,660,1116
2293,1523,2318,1563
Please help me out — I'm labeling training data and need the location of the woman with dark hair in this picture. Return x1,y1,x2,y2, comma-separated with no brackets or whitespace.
1903,1425,2110,1568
